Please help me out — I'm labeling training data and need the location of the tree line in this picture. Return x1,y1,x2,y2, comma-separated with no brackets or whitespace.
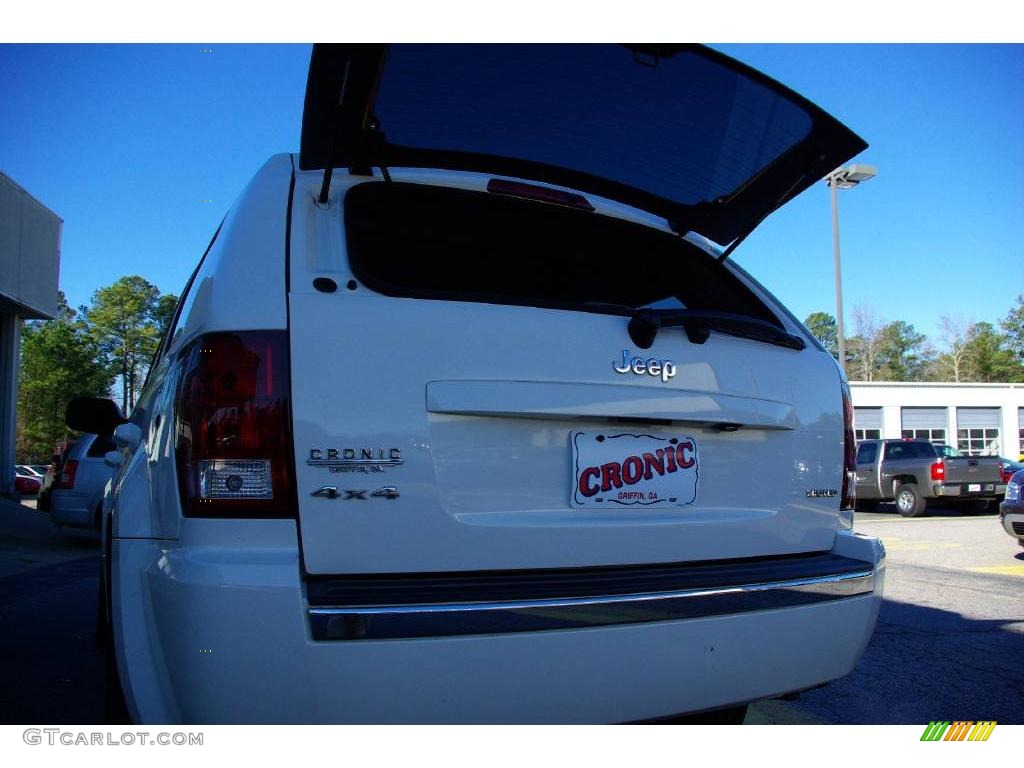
15,280,1024,462
804,294,1024,383
16,276,177,463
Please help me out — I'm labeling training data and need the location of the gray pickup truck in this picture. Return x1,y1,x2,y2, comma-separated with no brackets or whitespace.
855,439,1005,516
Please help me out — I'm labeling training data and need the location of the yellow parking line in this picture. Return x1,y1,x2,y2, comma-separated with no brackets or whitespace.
880,536,962,551
969,565,1024,577
856,515,988,523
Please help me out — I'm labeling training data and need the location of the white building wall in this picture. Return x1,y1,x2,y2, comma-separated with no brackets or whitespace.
882,405,901,438
0,172,62,319
850,381,1024,458
0,173,62,496
0,315,20,495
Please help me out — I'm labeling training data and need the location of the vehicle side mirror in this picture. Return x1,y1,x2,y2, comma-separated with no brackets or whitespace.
113,423,143,450
65,397,126,437
104,450,123,468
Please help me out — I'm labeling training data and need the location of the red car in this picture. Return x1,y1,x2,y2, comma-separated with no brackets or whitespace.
14,470,41,494
999,458,1024,485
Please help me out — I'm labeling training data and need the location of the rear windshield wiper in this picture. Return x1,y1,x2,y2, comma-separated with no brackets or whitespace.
627,308,806,351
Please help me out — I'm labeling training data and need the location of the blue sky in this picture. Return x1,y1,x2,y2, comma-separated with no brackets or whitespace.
1,44,1022,342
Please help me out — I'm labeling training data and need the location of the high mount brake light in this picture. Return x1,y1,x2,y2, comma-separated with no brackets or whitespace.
840,382,855,511
174,331,296,518
931,461,945,482
487,179,595,211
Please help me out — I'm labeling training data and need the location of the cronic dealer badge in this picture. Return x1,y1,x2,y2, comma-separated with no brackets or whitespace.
308,447,403,473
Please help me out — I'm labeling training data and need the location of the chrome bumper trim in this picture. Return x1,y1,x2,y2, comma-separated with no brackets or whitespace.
308,569,875,641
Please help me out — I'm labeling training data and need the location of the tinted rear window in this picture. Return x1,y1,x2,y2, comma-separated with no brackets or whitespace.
86,435,116,458
374,45,813,209
884,443,907,460
344,182,781,322
856,442,877,465
885,441,935,460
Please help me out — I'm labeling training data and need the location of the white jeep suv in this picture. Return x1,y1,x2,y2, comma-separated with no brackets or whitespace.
71,44,884,724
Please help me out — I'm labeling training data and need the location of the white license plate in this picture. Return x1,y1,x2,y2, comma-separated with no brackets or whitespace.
571,432,698,508
968,483,982,493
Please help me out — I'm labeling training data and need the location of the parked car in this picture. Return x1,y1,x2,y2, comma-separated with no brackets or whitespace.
855,439,1006,516
16,464,46,479
935,444,1023,485
997,457,1024,485
999,468,1024,548
74,44,885,725
35,440,71,513
14,470,41,494
43,433,118,529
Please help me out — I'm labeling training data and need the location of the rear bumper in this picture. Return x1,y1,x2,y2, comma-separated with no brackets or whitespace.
308,553,875,641
999,504,1024,539
112,527,884,723
50,491,94,527
934,482,1005,498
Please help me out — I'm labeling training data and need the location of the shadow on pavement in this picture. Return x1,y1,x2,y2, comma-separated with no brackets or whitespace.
1,496,103,723
771,595,1024,724
0,554,104,724
861,501,1000,519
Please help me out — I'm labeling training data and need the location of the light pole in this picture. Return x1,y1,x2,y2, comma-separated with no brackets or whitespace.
826,164,876,373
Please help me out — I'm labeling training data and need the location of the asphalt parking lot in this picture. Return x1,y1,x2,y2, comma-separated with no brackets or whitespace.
750,504,1024,724
1,497,1021,724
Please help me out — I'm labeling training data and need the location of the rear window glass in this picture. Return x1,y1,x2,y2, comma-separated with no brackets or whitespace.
86,435,116,458
374,45,813,209
902,442,934,459
856,442,877,465
884,443,907,460
344,182,781,322
885,441,935,460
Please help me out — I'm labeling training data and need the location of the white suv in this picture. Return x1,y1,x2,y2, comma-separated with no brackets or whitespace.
36,433,116,529
71,44,884,724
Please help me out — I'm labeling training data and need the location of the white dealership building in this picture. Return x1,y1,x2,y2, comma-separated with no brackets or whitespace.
851,381,1024,460
0,171,62,496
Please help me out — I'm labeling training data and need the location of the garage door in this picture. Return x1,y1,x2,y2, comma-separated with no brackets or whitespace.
1019,408,1024,458
854,407,882,440
956,407,1000,456
901,407,947,445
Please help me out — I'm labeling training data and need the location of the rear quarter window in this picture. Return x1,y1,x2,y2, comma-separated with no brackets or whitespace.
856,442,877,465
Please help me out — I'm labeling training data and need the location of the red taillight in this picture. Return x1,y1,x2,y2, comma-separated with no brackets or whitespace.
174,331,296,518
487,179,595,211
840,382,855,510
56,460,78,489
931,461,946,481
1001,466,1014,484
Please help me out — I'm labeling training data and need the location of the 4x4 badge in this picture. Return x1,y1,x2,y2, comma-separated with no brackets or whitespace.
311,486,400,500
